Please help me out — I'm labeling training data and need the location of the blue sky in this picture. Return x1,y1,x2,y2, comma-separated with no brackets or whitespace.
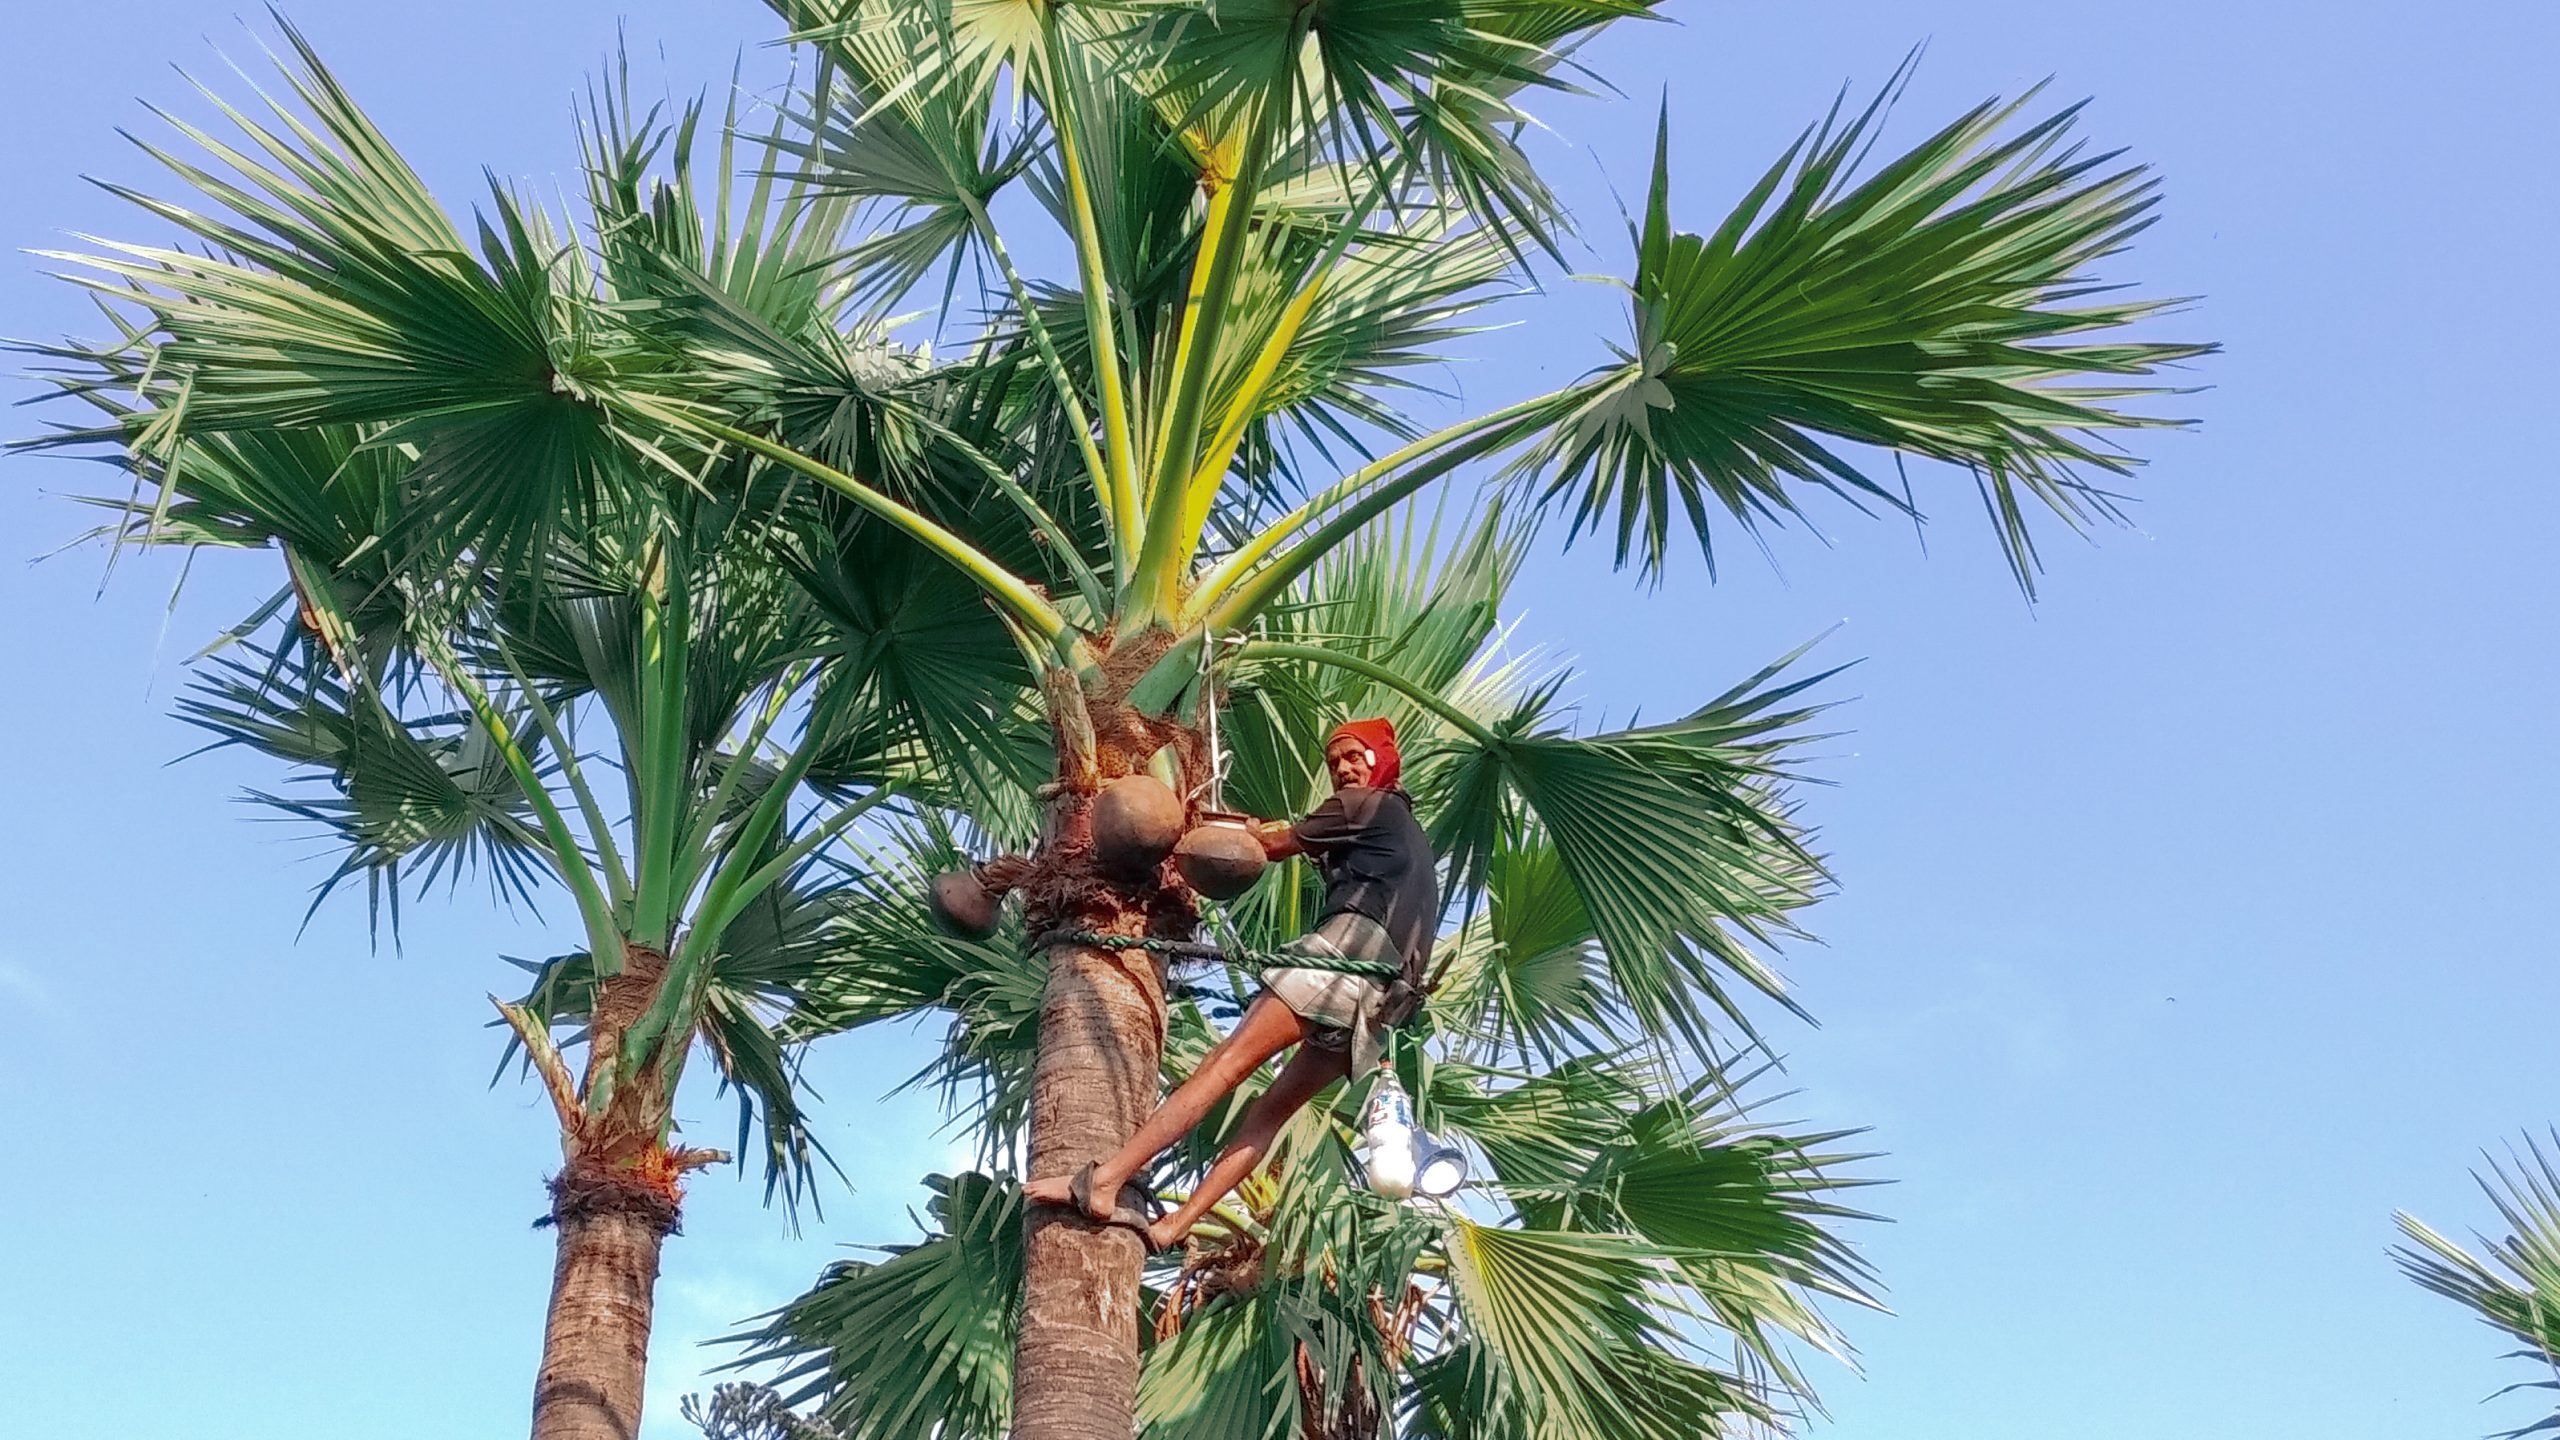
4,3,2556,1437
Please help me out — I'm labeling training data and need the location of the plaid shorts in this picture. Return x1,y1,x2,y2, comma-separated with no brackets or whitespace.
1259,911,1399,1070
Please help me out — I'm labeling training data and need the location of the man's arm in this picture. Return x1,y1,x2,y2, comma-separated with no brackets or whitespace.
1253,819,1306,859
1261,792,1355,860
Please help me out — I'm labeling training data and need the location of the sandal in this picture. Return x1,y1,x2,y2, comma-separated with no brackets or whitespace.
1064,1162,1173,1250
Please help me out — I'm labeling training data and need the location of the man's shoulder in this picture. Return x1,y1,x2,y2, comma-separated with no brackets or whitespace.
1345,786,1427,832
1304,786,1422,835
1337,785,1398,820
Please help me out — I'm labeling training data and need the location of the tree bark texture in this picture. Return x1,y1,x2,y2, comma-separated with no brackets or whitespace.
1011,939,1170,1440
531,1162,677,1440
1011,665,1201,1440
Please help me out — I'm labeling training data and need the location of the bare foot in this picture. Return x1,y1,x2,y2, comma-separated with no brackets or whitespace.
1144,1217,1186,1252
1021,1173,1076,1208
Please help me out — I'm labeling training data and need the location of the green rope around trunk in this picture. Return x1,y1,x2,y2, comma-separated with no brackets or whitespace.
1026,928,1402,981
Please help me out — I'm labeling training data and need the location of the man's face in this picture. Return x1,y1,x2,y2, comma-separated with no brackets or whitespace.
1325,738,1375,791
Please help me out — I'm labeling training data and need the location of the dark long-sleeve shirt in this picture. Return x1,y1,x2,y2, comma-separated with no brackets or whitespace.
1290,786,1438,972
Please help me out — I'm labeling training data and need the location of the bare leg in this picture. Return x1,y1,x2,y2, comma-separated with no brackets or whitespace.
1147,1040,1352,1250
1024,992,1309,1217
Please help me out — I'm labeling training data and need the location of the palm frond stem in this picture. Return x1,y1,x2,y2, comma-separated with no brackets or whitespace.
955,187,1121,564
1037,23,1144,556
640,406,1073,649
414,627,624,968
1233,640,1502,748
673,659,820,905
905,405,1112,617
629,558,694,947
489,625,635,908
1128,18,1308,619
1177,153,1411,539
1197,387,1575,629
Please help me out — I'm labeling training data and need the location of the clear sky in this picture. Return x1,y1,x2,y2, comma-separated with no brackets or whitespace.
4,3,2555,1437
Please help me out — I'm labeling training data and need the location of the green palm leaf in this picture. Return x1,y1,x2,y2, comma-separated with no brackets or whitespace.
1428,1055,1650,1194
1396,0,1672,258
786,821,1048,1150
1418,646,1838,1048
1534,76,2213,587
1434,1218,1767,1440
778,513,1050,822
52,22,637,575
1239,214,1516,459
2397,1134,2560,1437
1424,821,1613,1058
691,880,862,1207
730,1171,1023,1440
1595,1093,1881,1387
179,643,552,929
1137,1284,1300,1440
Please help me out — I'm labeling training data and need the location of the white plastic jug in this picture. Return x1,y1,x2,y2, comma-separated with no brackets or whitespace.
1358,1073,1421,1199
1358,1073,1468,1200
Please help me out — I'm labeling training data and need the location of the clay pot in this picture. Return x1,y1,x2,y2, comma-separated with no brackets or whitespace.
1175,821,1267,900
928,869,1003,939
1091,774,1184,877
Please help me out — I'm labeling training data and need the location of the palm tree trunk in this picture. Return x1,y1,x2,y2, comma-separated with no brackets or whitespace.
1012,936,1170,1440
1011,674,1198,1440
531,1156,678,1440
1003,645,1203,1424
528,944,692,1440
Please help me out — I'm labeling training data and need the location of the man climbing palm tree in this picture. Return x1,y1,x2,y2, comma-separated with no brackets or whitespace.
1025,719,1434,1251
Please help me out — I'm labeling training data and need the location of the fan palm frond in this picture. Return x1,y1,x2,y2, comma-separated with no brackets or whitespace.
1533,79,2212,588
731,1171,1023,1440
2398,1134,2560,1437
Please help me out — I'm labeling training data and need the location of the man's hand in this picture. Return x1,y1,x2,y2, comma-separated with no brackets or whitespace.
1253,819,1305,859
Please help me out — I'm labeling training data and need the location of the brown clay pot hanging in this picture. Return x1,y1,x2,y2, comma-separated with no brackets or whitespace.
928,869,1004,939
1174,820,1267,900
1091,774,1184,877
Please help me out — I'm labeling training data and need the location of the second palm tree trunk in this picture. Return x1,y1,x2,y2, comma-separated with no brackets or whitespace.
528,945,688,1440
531,1163,674,1440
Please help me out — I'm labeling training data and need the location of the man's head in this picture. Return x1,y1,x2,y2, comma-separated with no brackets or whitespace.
1325,718,1401,792
1324,734,1375,790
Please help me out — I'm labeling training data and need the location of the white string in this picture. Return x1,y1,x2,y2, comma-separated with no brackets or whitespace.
1201,631,1227,811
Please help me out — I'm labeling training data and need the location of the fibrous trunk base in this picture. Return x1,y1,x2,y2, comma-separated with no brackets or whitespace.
530,1160,679,1440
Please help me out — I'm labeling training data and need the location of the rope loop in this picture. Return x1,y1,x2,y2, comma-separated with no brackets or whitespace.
1026,928,1401,981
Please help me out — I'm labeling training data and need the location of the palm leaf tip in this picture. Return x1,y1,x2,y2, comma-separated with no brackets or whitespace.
63,28,636,580
2396,1141,2560,1337
722,1171,1023,1440
2395,1131,2560,1436
1423,640,1841,1052
1531,77,2215,588
178,643,554,931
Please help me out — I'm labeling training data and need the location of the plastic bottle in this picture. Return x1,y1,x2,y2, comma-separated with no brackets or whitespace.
1358,1072,1420,1199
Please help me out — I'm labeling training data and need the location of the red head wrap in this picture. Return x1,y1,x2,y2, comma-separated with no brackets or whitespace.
1326,717,1402,791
